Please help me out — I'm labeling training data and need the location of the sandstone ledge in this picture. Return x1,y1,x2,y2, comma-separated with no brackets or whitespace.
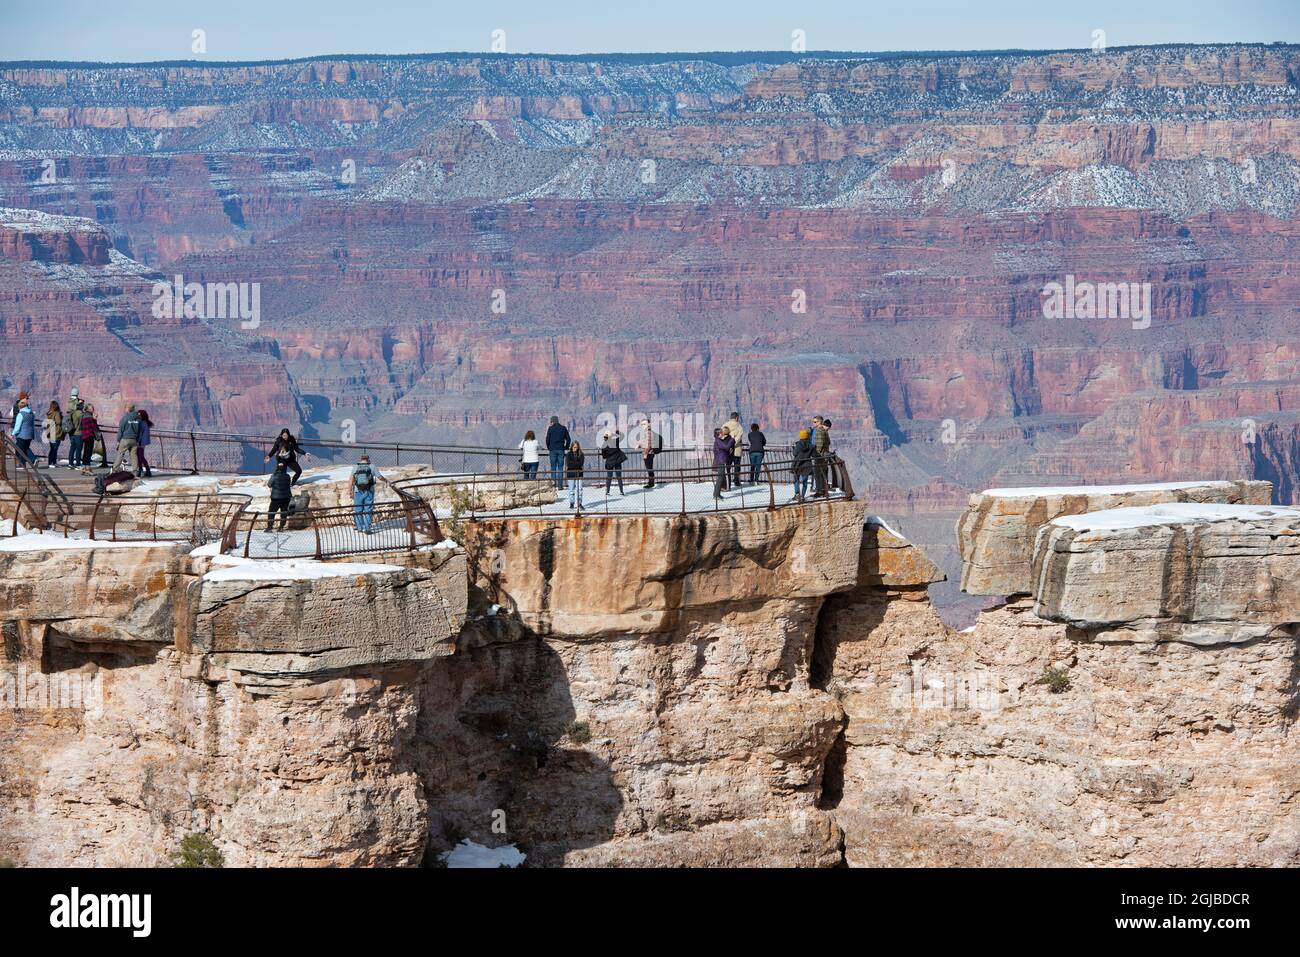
958,480,1272,597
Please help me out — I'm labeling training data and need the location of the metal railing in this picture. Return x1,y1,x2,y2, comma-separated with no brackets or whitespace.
2,489,251,544
220,486,444,560
394,454,854,520
0,415,732,476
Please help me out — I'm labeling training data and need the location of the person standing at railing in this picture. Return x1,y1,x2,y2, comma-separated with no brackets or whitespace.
10,395,36,465
639,418,661,489
43,401,64,468
724,411,744,487
600,430,626,496
136,410,154,478
792,429,814,502
518,430,540,480
712,427,735,500
78,403,101,471
823,418,837,492
349,454,381,533
112,403,142,476
565,441,585,511
747,422,767,484
66,389,84,468
265,428,310,485
810,415,830,499
545,416,571,491
265,460,293,532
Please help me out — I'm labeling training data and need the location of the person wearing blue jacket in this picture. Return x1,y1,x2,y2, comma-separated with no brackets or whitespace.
544,415,571,490
10,395,36,464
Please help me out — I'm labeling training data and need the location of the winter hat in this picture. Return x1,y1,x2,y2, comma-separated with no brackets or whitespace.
799,429,810,439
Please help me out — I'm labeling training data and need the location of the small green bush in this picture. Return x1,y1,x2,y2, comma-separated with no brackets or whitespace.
171,833,225,868
0,857,16,868
565,720,592,744
1036,666,1071,694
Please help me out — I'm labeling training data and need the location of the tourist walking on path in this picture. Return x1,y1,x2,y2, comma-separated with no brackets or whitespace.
545,415,571,490
265,428,310,485
135,410,154,477
10,395,35,465
601,430,626,495
747,423,767,484
565,441,585,510
712,427,735,500
349,454,381,533
112,403,142,475
265,461,293,531
639,418,660,489
43,401,64,467
66,389,84,468
518,430,540,480
78,404,101,470
792,429,814,502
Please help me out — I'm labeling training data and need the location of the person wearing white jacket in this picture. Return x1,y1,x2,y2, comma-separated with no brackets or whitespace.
518,430,540,480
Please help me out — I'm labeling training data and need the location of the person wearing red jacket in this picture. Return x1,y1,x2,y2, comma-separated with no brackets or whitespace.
79,404,101,470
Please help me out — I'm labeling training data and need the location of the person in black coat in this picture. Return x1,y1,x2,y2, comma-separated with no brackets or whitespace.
747,423,767,484
265,461,294,531
544,416,571,490
565,441,585,510
600,430,626,495
265,428,310,485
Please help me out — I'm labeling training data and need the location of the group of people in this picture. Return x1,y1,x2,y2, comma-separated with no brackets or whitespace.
517,412,836,511
8,389,155,477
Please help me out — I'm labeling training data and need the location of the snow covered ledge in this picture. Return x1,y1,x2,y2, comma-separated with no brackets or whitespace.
957,480,1273,597
1030,503,1300,645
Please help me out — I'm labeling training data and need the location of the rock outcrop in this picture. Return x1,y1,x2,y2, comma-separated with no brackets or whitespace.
957,480,1272,596
1031,503,1300,644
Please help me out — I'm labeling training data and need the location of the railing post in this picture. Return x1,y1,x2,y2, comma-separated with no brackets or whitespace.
403,498,416,550
89,496,102,540
313,519,323,561
767,461,775,511
190,431,198,474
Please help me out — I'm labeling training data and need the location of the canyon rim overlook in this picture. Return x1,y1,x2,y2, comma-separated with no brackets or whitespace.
1,0,1299,934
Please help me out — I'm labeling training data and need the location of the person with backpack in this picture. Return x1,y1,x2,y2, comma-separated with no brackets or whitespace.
135,410,154,478
349,454,381,533
725,411,744,487
265,460,294,532
518,430,540,480
10,395,36,465
712,427,735,500
544,415,571,490
747,423,767,484
792,428,814,502
66,389,84,468
43,400,64,467
639,417,662,489
565,441,585,511
600,430,626,496
265,428,310,485
112,403,141,475
78,404,101,471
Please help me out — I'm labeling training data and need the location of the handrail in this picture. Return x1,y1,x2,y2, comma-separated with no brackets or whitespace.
0,490,251,544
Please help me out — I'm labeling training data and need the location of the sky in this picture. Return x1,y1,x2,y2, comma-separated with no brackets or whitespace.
2,0,1297,62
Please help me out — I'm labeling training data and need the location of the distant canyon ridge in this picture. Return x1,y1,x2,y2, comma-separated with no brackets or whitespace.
2,43,1298,620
